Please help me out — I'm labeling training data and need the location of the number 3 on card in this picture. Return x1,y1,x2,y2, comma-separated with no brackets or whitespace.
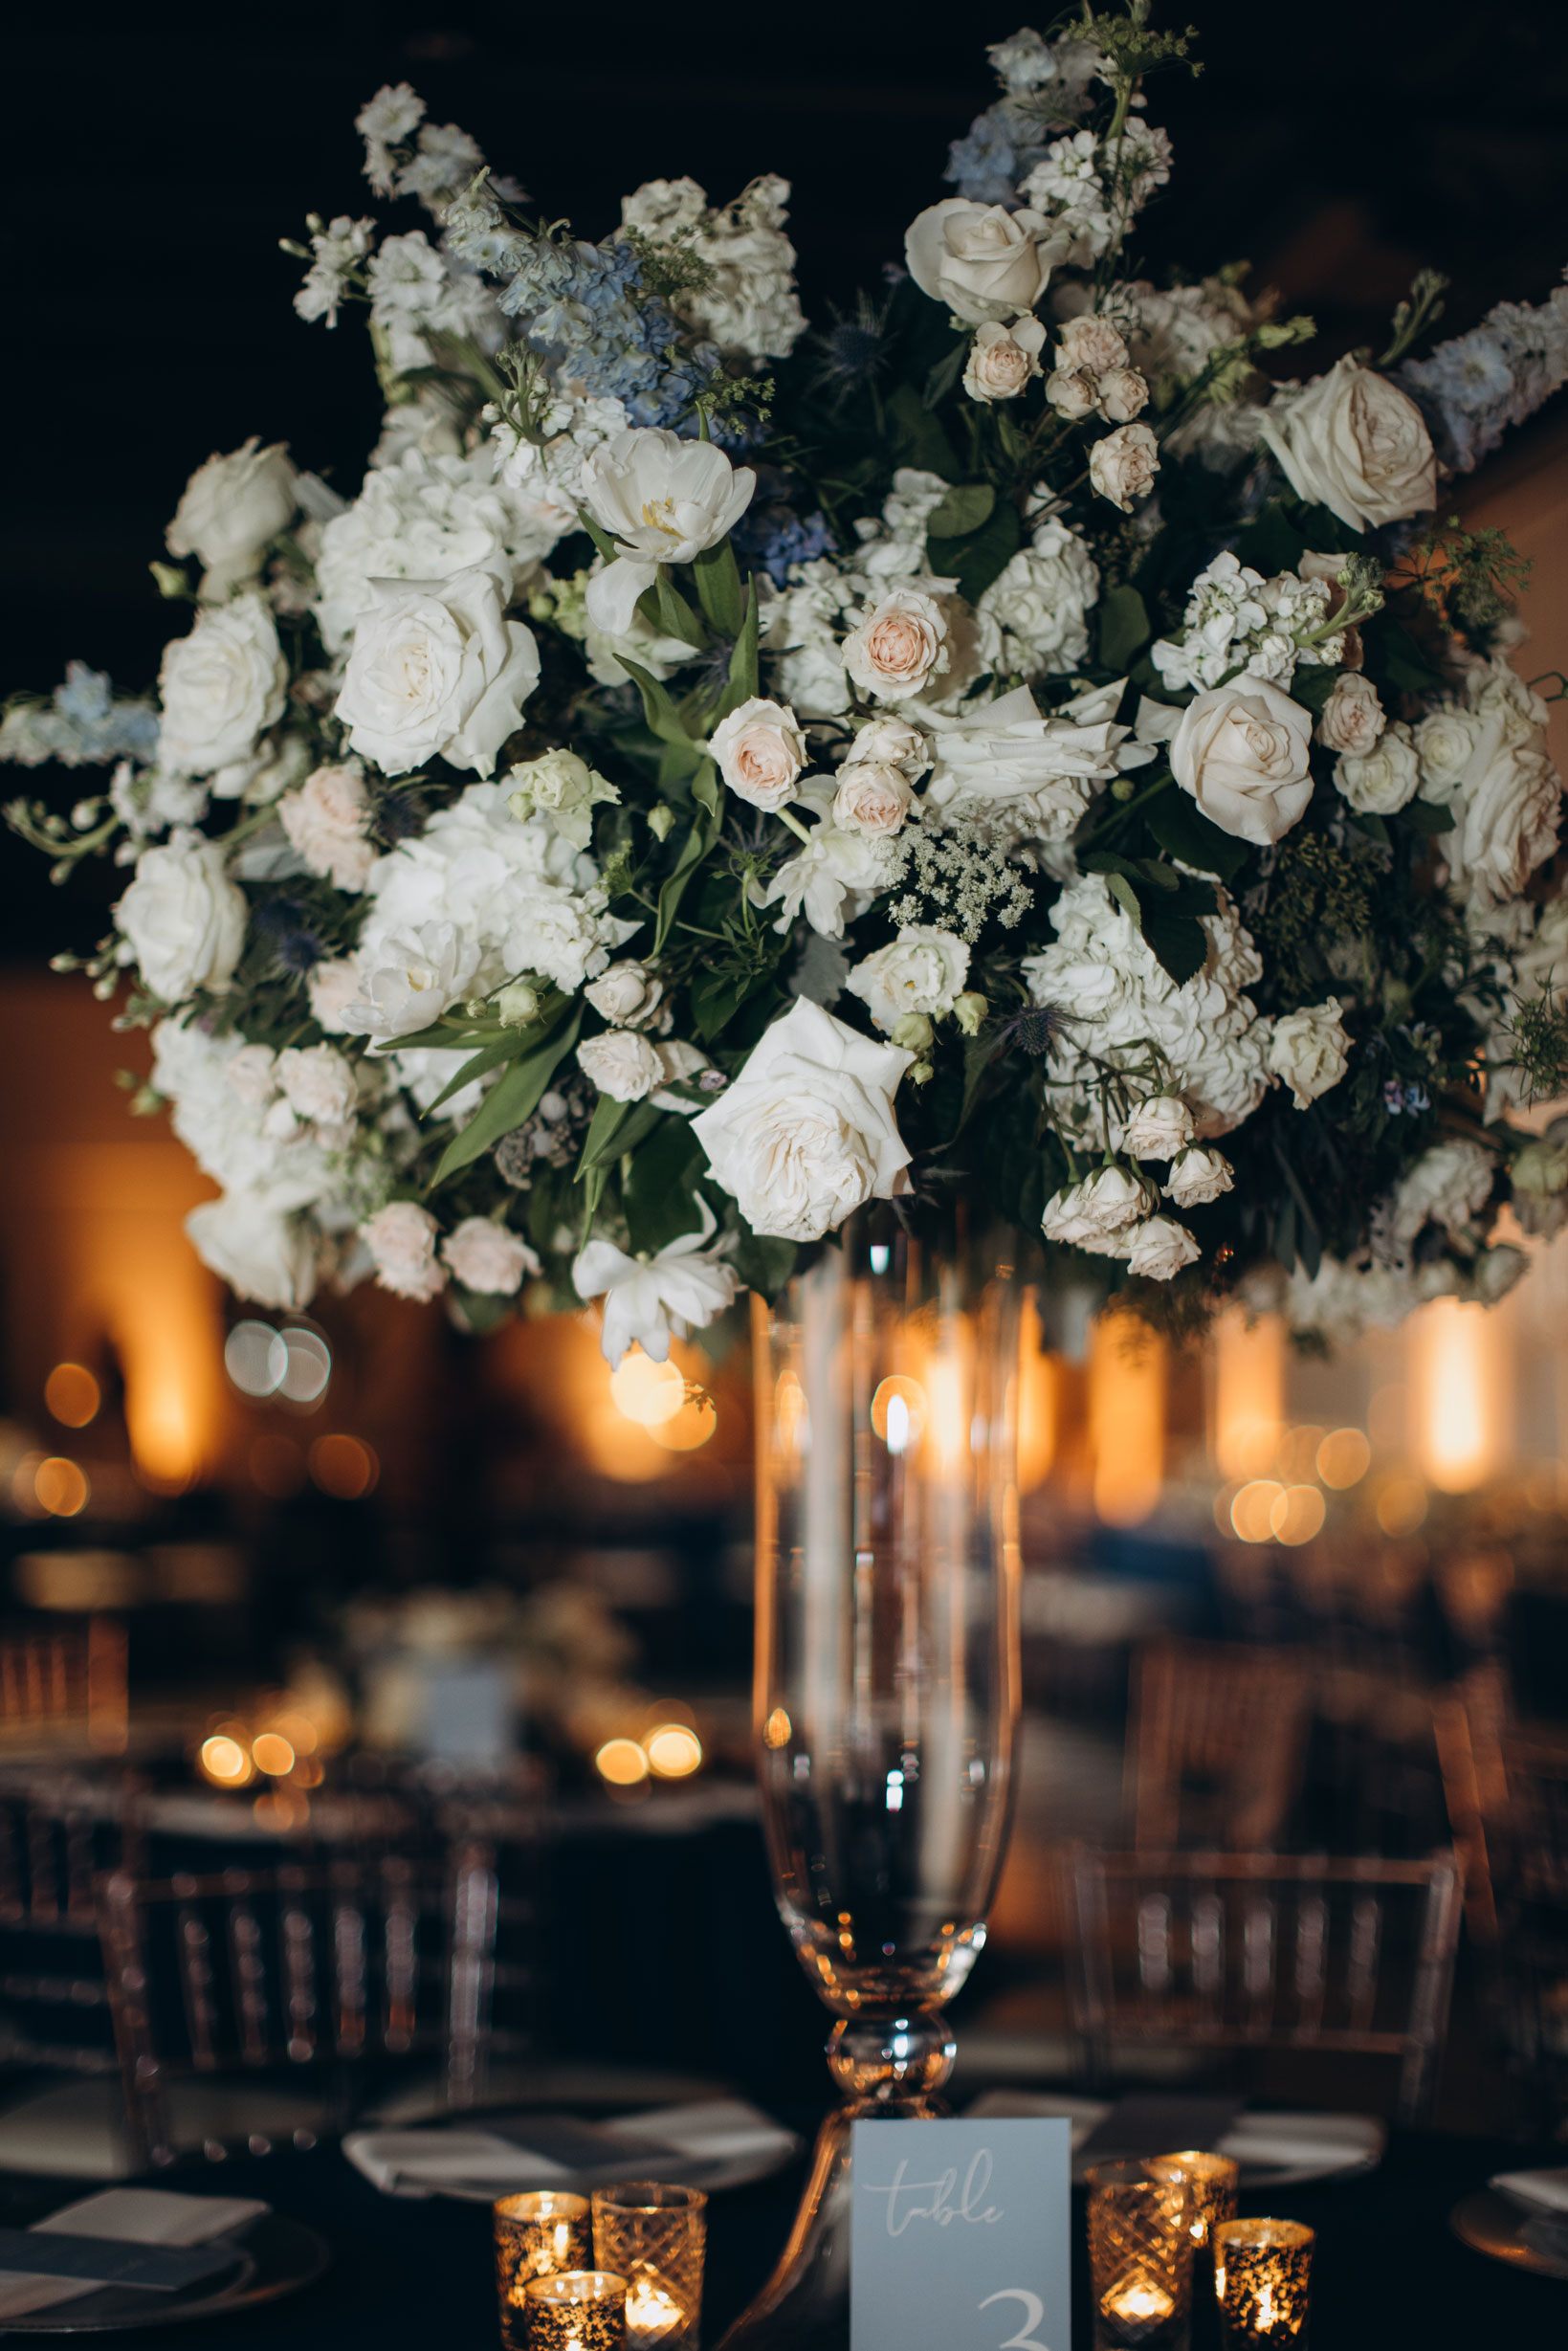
979,2287,1052,2351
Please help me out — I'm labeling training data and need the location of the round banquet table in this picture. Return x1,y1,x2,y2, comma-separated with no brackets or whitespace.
0,2122,1560,2346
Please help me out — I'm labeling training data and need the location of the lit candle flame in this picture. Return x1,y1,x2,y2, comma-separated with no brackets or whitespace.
625,2275,685,2345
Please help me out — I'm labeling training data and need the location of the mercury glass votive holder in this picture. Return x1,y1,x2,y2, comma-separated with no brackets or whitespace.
1213,2220,1314,2348
1148,2154,1242,2255
590,2184,706,2351
1087,2159,1198,2351
495,2192,593,2351
523,2270,628,2351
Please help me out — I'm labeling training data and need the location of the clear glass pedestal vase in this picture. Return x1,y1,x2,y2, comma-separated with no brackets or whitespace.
717,1212,1023,2351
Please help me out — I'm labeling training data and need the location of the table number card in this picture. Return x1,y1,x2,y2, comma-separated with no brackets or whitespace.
850,2118,1072,2351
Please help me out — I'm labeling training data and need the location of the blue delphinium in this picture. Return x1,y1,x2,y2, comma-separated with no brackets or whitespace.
1402,278,1568,474
498,231,718,427
0,662,162,769
945,100,1052,209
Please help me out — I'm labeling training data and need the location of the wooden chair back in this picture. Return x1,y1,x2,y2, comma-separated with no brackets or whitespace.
0,1620,127,1755
1127,1640,1310,1851
0,1767,142,2075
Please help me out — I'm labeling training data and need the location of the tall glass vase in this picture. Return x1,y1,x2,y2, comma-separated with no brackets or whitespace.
718,1211,1022,2351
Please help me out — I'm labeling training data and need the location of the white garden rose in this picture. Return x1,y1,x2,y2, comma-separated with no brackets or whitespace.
276,1044,357,1129
843,588,948,700
1268,999,1351,1108
1164,1147,1234,1209
963,318,1048,402
361,1201,447,1301
1413,708,1481,795
832,762,915,836
846,925,970,1033
846,716,931,778
347,921,481,1040
334,568,540,777
1096,366,1150,424
158,594,288,775
441,1216,539,1294
186,1185,320,1311
1045,368,1097,419
1119,1096,1196,1160
1171,678,1314,845
1335,721,1420,816
278,760,376,891
690,997,913,1242
708,697,806,810
1316,672,1384,758
904,199,1064,324
1057,315,1130,374
1042,1166,1147,1253
1258,357,1436,530
1088,422,1159,512
117,831,247,1000
650,1038,713,1111
584,960,663,1028
166,438,298,600
1430,667,1562,910
577,1029,664,1101
1127,1215,1202,1280
581,427,756,635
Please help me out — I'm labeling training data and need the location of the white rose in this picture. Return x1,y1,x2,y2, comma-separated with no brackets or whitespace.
1171,678,1314,845
846,716,931,778
832,762,915,836
506,747,617,849
308,955,364,1034
1317,673,1385,759
1391,1138,1494,1248
186,1185,320,1310
1164,1146,1234,1208
336,569,540,778
963,318,1048,402
1269,999,1351,1108
1096,367,1150,425
1443,707,1562,910
1042,1165,1147,1253
1119,1095,1196,1160
843,588,948,701
166,438,298,600
347,921,480,1040
904,200,1063,324
651,1038,713,1111
847,925,970,1034
361,1201,447,1301
1127,1214,1202,1280
1335,721,1420,816
581,427,756,635
277,760,376,891
441,1216,539,1294
584,960,664,1028
276,1043,357,1128
1046,368,1097,418
690,997,913,1242
1057,316,1130,374
577,1029,664,1101
117,831,247,1001
708,697,806,810
1258,356,1436,530
1089,422,1159,512
1414,708,1481,796
158,594,288,776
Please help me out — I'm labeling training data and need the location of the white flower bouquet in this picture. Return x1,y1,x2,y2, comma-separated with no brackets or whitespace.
8,6,1568,1362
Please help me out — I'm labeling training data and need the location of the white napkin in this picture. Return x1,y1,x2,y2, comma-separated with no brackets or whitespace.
1219,2115,1384,2174
0,2187,268,2319
1492,2168,1568,2219
343,2097,796,2201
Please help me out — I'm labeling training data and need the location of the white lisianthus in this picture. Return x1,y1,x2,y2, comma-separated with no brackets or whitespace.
832,763,915,836
1268,1000,1352,1108
577,1030,664,1101
361,1201,447,1301
1042,1166,1147,1253
963,318,1048,401
690,997,913,1242
1119,1096,1196,1161
581,428,756,636
1164,1147,1234,1209
506,747,618,849
903,200,1064,324
1171,679,1314,845
1258,356,1436,530
573,1198,739,1365
1089,422,1159,512
1317,672,1385,758
166,438,298,600
335,569,540,777
1127,1215,1202,1280
158,594,288,776
441,1216,540,1294
276,1044,358,1129
584,961,664,1028
759,808,896,939
847,925,970,1034
278,760,376,891
186,1186,320,1311
924,680,1124,837
708,697,806,810
1335,721,1420,816
347,921,480,1040
845,716,931,778
843,588,949,700
117,831,247,1000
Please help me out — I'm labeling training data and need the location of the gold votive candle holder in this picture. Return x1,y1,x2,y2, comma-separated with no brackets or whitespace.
523,2270,628,2351
495,2192,593,2351
1213,2220,1314,2347
591,2184,706,2351
1148,2153,1242,2253
1087,2159,1198,2351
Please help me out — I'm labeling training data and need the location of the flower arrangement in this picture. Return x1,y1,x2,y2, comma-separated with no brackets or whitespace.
8,5,1568,1364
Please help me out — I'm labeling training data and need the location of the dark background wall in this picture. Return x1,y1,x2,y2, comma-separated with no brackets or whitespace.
4,0,1566,953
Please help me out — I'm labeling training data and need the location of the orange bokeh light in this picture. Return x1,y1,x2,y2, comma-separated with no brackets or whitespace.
45,1364,99,1429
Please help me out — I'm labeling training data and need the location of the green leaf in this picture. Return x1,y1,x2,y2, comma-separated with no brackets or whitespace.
1137,857,1180,894
708,584,761,726
950,1031,1006,1142
1080,848,1147,883
923,342,969,409
886,383,960,480
652,810,718,954
692,538,744,637
624,1118,709,1256
420,1029,528,1117
927,497,1022,605
618,655,701,752
1144,788,1249,882
580,514,619,565
1351,810,1391,847
1141,911,1210,985
430,1008,582,1187
1105,871,1143,926
1402,798,1456,836
1098,584,1151,674
926,482,995,539
732,1229,799,1298
1375,618,1444,695
654,569,707,650
1289,663,1339,714
373,1019,495,1054
690,759,721,821
578,1094,665,1177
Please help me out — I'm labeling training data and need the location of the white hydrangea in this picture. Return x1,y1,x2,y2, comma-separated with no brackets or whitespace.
978,519,1100,677
492,391,631,545
621,174,806,367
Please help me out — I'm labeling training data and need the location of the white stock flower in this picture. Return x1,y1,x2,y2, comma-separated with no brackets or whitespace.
1268,1000,1351,1108
577,1030,664,1101
1042,1166,1147,1253
708,697,806,810
573,1198,740,1366
117,832,247,1000
979,520,1100,678
1171,679,1314,845
278,760,376,891
903,200,1063,324
347,921,480,1040
584,961,663,1028
361,1201,447,1300
1164,1147,1233,1208
166,438,297,599
158,595,288,776
1258,357,1436,530
581,428,756,636
1317,672,1385,758
1119,1096,1196,1160
1336,721,1420,816
622,174,806,369
441,1216,539,1294
1089,423,1159,512
691,997,913,1242
963,318,1048,401
187,1186,320,1311
843,588,949,700
847,925,970,1034
832,763,915,836
335,569,540,777
276,1044,358,1128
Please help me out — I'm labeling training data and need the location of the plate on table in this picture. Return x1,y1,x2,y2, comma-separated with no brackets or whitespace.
0,2214,330,2333
965,2092,1386,2187
1451,2189,1568,2282
343,2096,802,2205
